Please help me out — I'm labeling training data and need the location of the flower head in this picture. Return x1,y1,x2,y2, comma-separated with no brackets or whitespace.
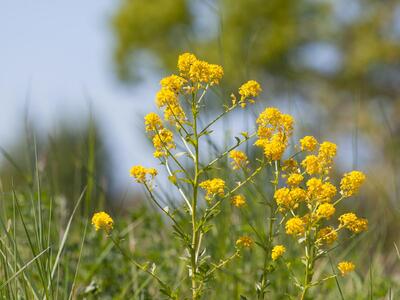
301,155,321,175
178,52,197,76
317,226,338,245
152,128,175,158
231,194,246,208
229,150,249,170
338,261,355,276
238,80,261,108
92,212,114,233
340,171,366,197
316,203,336,219
271,245,286,261
287,173,304,187
144,112,163,132
130,166,158,184
285,217,305,235
199,178,225,201
338,213,368,233
236,236,253,248
300,136,318,151
274,188,298,210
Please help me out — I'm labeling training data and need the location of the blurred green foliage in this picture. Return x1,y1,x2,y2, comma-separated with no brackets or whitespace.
112,0,400,99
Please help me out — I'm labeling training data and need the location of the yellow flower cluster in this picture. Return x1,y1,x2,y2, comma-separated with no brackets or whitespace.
285,217,305,235
144,112,176,158
236,236,253,248
338,213,368,233
300,136,318,151
317,226,338,245
271,245,286,261
301,140,337,176
92,212,114,233
229,150,249,170
231,194,246,208
178,52,223,87
255,107,294,161
340,171,366,197
287,173,304,187
199,178,225,201
130,165,158,184
274,188,301,211
238,80,262,108
337,261,355,276
316,203,335,219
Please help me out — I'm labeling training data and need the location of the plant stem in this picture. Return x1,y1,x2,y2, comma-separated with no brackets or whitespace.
191,96,200,300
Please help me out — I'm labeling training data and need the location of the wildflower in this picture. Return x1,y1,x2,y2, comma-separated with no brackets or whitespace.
160,74,186,92
274,188,297,210
164,103,186,126
318,141,337,160
188,60,223,86
199,178,225,201
144,112,163,132
259,134,287,161
282,158,298,173
319,182,337,202
300,136,318,152
301,155,321,175
229,150,249,170
178,52,197,76
130,165,158,184
231,195,246,208
317,226,338,245
290,187,307,203
271,245,286,261
152,128,175,158
338,213,368,233
155,88,179,108
280,114,294,135
340,171,366,197
256,107,281,128
316,203,335,219
306,178,323,200
238,80,261,108
236,236,253,248
287,173,303,187
92,212,114,233
285,217,305,235
338,261,355,276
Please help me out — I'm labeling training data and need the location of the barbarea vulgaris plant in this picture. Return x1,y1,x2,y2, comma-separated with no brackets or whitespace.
91,53,368,299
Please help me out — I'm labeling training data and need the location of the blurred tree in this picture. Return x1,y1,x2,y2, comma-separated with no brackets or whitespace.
112,0,400,99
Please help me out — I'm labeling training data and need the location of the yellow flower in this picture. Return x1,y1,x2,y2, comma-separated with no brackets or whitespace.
274,188,297,210
238,80,261,108
300,136,318,151
290,187,307,203
155,88,179,108
338,213,368,233
319,182,337,202
317,226,338,245
178,52,197,76
301,155,321,175
280,114,294,135
160,74,186,92
231,194,246,208
164,103,186,126
316,203,336,219
306,178,323,200
236,236,253,248
92,212,113,233
199,178,225,201
256,107,281,127
340,171,366,197
130,166,158,183
152,128,175,158
144,112,163,132
229,150,249,170
338,261,355,276
287,173,304,187
285,217,305,235
188,60,223,86
271,245,286,261
318,141,337,160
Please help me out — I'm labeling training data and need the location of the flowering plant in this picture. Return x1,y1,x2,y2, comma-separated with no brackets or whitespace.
92,53,367,299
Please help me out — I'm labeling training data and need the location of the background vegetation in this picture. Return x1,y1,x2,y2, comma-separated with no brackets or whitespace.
1,0,400,298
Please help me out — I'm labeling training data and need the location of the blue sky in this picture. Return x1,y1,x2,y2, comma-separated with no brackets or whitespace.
0,1,160,192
